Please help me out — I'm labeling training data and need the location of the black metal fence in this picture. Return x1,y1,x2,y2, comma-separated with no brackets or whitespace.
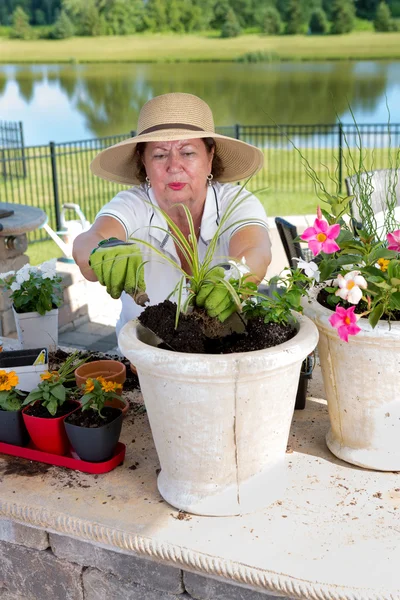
1,123,400,242
0,120,26,179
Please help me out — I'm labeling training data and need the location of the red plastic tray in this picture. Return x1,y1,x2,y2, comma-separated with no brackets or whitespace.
0,441,126,474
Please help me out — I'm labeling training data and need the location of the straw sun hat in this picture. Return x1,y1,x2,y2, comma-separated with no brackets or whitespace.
90,93,264,185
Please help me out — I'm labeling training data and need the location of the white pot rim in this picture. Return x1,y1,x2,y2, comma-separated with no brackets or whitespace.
12,305,59,318
118,312,319,376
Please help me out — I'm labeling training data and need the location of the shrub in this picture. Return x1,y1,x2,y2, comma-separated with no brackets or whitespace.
331,0,356,34
262,6,282,35
374,1,394,31
51,10,75,39
309,8,329,34
220,8,241,38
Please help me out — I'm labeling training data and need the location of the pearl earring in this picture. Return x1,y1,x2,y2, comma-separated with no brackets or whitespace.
207,174,213,187
146,176,151,188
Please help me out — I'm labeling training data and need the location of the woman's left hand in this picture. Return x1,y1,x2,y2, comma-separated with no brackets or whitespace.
195,267,237,322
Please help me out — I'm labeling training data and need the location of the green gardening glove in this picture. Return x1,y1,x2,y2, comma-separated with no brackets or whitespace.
195,267,237,323
89,238,147,303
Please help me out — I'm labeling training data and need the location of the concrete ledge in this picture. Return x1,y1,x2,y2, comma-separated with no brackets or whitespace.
0,367,399,600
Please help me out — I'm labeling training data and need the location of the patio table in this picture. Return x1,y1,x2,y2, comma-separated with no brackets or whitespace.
0,363,399,600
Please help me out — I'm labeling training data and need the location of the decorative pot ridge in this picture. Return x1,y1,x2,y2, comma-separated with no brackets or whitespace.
119,314,318,516
302,286,400,471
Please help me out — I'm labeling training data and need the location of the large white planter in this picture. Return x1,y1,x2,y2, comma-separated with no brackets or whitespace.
13,307,58,352
303,287,400,471
119,314,318,516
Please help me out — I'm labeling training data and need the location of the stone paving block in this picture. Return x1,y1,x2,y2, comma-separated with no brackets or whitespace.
183,572,295,600
0,519,49,550
83,568,186,600
50,533,184,594
0,541,83,600
0,588,25,600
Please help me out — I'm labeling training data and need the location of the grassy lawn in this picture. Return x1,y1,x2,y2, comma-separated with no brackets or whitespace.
1,31,400,63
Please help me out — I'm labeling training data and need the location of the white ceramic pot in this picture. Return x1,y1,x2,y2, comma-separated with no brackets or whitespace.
303,287,400,471
13,306,58,352
119,314,318,516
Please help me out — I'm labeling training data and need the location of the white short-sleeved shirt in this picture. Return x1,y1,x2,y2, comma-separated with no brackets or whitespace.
96,182,268,335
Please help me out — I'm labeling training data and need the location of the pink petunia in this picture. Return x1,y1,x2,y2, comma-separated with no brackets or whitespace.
329,305,361,342
301,218,340,257
387,229,400,252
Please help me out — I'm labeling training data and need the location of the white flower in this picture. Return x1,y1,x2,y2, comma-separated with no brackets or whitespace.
10,281,21,292
15,266,31,285
0,270,16,280
335,270,367,304
39,258,57,280
294,258,320,283
224,256,250,281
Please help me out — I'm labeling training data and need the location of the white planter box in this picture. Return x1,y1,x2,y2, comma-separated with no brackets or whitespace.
13,307,58,352
303,287,400,471
119,314,318,516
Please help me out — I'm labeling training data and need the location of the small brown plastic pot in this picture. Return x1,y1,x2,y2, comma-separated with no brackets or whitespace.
74,360,128,415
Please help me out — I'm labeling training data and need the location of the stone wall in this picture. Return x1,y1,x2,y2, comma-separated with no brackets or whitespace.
0,520,294,600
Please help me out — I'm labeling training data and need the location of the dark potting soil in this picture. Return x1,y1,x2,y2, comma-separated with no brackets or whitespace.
317,288,400,321
66,407,120,428
24,400,78,419
49,350,140,392
138,300,296,354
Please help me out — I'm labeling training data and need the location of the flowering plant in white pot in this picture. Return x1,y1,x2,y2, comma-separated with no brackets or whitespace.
0,259,63,350
283,131,400,471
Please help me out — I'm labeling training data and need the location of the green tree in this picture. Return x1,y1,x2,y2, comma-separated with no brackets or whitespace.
80,0,101,35
220,7,241,37
144,0,168,31
262,6,282,34
10,6,33,39
309,7,329,32
51,8,74,37
102,0,145,34
331,0,355,33
210,0,231,29
285,0,304,33
374,1,393,29
355,0,380,18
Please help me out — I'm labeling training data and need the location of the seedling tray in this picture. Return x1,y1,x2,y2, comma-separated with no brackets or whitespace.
0,441,126,474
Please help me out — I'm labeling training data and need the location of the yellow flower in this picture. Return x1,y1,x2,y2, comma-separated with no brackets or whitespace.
40,370,59,381
101,380,122,393
376,258,390,272
85,378,95,393
0,370,19,392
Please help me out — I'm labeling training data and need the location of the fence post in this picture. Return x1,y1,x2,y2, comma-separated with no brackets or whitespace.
49,141,62,231
338,123,343,194
130,130,136,137
234,124,240,140
19,121,27,178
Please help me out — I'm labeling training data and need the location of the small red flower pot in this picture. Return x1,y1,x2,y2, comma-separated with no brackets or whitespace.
22,400,80,456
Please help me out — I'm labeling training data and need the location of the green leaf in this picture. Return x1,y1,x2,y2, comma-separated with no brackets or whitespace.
368,304,384,329
46,399,58,416
51,384,66,403
390,292,400,310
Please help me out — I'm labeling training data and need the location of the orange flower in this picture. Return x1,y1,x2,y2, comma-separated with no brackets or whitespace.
40,370,59,381
85,378,95,393
0,370,19,392
101,380,122,393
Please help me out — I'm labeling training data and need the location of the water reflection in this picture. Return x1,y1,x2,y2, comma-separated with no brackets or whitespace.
0,61,397,145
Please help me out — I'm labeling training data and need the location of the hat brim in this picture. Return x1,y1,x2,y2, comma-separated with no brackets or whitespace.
90,129,264,185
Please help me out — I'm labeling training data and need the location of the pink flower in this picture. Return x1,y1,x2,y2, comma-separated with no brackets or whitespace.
301,218,340,257
387,229,400,252
329,306,361,342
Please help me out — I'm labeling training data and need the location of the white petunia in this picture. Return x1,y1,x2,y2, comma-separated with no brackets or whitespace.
16,267,31,285
335,270,367,305
0,270,16,280
224,256,250,281
10,281,21,292
39,258,57,279
294,258,321,283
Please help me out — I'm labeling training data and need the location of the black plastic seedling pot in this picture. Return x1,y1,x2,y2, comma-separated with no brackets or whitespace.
65,408,123,463
0,410,30,447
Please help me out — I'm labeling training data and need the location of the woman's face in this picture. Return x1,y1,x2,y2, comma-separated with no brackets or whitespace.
142,139,214,212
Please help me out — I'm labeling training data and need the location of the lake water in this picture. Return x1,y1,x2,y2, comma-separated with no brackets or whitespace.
1,61,400,146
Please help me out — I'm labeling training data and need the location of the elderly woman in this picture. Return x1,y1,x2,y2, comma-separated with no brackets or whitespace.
73,93,272,335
